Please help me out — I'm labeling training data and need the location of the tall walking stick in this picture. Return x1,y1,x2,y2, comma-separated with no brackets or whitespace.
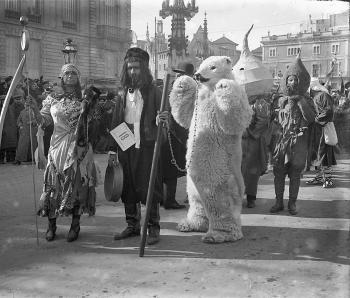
0,17,39,245
139,73,170,257
22,17,40,246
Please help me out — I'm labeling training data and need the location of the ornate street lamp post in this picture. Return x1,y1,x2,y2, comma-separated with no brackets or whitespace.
62,38,77,64
160,0,198,68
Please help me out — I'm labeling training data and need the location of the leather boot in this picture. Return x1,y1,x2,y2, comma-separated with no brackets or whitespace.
288,197,297,215
147,225,160,245
45,218,57,241
270,197,284,213
163,179,185,209
114,203,141,240
288,175,300,215
246,195,256,208
147,201,160,245
67,215,80,242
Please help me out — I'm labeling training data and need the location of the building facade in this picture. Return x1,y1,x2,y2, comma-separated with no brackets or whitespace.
0,0,132,91
187,27,240,69
261,10,350,89
139,15,240,80
137,21,169,81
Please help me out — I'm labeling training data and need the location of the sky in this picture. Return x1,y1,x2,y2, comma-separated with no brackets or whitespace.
131,0,349,50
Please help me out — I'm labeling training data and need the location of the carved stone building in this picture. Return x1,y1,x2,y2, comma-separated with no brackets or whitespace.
261,10,350,89
138,14,240,79
0,0,132,91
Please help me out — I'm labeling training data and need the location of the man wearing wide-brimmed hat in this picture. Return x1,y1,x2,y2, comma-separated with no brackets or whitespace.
172,61,195,78
161,61,194,210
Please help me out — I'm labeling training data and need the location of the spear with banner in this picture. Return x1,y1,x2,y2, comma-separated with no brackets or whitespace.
139,73,171,257
0,16,40,245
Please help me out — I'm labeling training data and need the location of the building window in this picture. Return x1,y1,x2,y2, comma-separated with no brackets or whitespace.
313,45,320,55
287,47,301,56
62,0,78,30
5,36,21,75
4,0,21,19
312,64,321,77
24,0,42,23
163,64,166,70
99,0,119,26
269,47,277,57
331,44,339,54
27,39,41,78
105,51,117,78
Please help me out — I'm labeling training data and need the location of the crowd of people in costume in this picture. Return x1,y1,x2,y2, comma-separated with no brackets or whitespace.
0,43,346,245
0,76,120,164
241,54,339,215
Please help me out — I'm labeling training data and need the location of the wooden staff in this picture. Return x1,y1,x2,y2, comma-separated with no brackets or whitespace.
139,73,170,257
22,17,40,246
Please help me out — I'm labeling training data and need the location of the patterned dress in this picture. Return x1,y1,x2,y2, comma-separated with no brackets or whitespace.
37,92,98,218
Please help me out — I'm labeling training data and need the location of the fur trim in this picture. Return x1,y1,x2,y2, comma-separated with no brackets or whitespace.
169,75,197,129
175,56,251,242
214,79,253,135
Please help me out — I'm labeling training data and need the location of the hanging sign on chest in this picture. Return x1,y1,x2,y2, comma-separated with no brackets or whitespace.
110,122,136,151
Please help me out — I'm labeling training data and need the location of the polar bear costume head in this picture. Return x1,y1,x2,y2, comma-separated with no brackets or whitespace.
194,56,234,90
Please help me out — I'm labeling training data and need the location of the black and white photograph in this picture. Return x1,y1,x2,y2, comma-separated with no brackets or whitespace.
0,0,349,297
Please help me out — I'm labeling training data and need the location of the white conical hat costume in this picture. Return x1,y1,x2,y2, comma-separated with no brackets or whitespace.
310,77,329,94
232,25,274,101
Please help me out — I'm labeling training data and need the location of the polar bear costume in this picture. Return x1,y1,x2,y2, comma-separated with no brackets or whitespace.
169,56,252,243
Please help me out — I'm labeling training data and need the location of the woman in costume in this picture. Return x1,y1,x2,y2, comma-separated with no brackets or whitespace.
31,63,99,242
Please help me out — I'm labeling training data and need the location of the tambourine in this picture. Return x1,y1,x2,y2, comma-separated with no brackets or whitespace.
104,160,124,202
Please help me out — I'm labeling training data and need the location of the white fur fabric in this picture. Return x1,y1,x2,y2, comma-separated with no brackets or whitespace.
169,56,253,243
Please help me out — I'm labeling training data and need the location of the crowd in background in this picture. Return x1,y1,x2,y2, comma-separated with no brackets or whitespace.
0,68,348,216
0,75,121,164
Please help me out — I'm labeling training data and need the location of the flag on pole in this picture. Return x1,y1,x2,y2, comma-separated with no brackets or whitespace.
0,54,26,148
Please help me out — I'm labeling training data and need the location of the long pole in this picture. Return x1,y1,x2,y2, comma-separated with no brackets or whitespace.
139,73,170,257
26,73,39,246
21,18,40,246
154,17,158,80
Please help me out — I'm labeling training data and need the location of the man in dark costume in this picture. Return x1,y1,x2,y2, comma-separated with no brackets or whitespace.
161,61,194,209
241,94,271,208
108,47,168,245
270,54,316,215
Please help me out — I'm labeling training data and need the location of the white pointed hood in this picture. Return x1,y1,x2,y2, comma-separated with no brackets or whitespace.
232,25,274,101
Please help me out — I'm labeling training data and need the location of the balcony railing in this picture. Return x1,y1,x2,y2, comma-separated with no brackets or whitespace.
28,14,41,23
63,21,77,30
5,9,42,24
5,9,21,20
97,25,132,42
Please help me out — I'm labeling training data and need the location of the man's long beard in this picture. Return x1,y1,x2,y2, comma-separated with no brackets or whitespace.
286,84,298,96
129,73,142,89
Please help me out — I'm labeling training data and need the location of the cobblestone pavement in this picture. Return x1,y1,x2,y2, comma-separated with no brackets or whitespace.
0,154,349,298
